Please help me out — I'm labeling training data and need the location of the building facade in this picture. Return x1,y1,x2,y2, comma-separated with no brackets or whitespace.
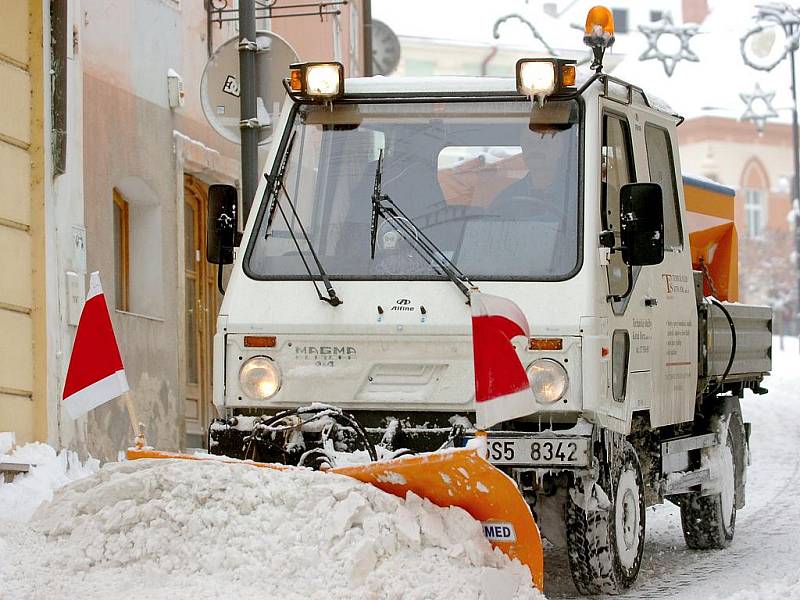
0,1,48,447
678,116,798,331
0,0,365,459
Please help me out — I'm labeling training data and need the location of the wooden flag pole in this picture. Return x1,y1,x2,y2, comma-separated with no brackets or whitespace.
122,392,139,438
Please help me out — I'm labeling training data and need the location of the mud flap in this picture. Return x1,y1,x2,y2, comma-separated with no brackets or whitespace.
127,447,544,590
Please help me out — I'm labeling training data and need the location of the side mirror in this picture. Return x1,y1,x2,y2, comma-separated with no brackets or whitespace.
207,184,238,265
619,182,664,266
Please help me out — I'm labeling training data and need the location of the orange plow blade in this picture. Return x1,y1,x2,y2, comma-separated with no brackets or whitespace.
126,446,543,589
125,447,292,470
333,448,544,590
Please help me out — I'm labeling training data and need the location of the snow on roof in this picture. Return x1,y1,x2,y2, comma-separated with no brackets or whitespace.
683,173,736,196
343,71,678,118
344,69,603,95
344,75,518,94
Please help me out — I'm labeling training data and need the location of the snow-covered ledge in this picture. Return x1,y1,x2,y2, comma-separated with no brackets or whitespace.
173,131,240,185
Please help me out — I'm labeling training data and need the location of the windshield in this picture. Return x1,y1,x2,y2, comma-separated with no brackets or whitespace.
246,99,581,281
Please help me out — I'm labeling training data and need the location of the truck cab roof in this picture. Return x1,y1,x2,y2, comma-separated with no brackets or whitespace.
340,72,678,121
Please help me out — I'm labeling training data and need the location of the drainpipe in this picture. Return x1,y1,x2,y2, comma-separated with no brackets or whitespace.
239,0,259,220
480,45,499,76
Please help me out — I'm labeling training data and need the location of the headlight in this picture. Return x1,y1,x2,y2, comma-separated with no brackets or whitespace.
288,62,344,99
239,356,281,400
306,64,342,96
526,358,568,404
515,58,577,100
517,60,556,97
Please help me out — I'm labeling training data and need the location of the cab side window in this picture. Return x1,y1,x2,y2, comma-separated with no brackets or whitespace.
602,114,634,300
645,125,683,250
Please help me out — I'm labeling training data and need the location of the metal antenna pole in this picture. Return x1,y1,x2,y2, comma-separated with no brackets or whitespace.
363,0,373,76
239,0,259,221
790,32,800,349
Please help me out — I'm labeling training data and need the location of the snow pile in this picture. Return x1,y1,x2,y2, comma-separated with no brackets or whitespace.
1,458,541,600
0,442,99,522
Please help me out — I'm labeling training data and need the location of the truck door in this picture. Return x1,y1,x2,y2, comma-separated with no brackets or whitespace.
643,123,698,427
600,109,658,424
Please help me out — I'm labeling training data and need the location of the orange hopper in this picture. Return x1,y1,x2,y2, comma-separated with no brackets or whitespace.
683,175,739,301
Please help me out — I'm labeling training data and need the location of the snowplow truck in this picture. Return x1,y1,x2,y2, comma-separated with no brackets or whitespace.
203,46,772,595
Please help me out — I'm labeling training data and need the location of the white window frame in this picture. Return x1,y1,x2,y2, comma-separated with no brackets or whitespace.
333,14,343,63
349,3,360,75
744,187,767,238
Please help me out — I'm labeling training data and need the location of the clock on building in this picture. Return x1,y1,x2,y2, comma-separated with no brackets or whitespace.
371,19,401,76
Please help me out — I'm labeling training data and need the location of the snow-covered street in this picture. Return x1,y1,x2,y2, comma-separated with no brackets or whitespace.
3,1,799,598
0,444,538,600
1,338,797,599
545,337,800,599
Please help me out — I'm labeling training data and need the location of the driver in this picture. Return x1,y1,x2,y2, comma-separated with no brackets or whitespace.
486,121,579,276
490,123,573,222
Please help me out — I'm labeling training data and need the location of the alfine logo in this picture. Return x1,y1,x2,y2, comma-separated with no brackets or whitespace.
391,298,414,312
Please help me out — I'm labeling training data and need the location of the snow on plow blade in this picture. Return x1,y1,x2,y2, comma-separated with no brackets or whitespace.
126,446,543,590
333,448,544,590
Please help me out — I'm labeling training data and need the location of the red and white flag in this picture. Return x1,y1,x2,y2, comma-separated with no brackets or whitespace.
471,292,534,429
62,272,129,419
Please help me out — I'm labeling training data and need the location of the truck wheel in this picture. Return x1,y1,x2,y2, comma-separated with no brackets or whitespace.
566,441,646,595
679,409,743,549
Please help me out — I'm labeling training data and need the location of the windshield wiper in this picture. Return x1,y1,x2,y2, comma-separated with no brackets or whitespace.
266,131,342,307
369,149,473,300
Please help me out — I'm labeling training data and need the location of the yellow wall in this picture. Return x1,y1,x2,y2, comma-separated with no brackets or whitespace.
0,1,45,444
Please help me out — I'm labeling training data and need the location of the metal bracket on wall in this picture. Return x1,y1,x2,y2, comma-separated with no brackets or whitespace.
206,0,347,29
205,0,348,55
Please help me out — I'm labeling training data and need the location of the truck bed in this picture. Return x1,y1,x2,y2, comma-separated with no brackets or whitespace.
701,300,772,383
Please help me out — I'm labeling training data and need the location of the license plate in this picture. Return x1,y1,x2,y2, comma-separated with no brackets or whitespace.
486,437,590,466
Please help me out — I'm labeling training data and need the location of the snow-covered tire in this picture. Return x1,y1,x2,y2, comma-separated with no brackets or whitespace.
680,408,744,550
566,440,646,595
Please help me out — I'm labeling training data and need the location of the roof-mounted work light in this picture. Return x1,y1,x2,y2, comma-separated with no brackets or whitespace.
516,58,577,104
583,5,615,73
287,62,344,100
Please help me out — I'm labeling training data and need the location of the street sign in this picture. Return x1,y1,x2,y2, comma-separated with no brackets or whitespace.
200,30,299,145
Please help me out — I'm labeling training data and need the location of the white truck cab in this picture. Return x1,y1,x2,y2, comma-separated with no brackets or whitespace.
205,56,771,594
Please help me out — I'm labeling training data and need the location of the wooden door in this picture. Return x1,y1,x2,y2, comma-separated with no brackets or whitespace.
183,176,220,448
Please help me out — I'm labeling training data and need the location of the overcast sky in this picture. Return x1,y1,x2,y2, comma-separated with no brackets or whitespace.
372,0,797,119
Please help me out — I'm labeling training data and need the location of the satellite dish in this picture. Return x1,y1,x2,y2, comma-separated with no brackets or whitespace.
201,31,299,145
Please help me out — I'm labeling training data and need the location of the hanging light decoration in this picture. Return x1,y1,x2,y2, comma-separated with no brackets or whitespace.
741,3,800,71
492,13,556,56
739,83,780,133
637,14,700,77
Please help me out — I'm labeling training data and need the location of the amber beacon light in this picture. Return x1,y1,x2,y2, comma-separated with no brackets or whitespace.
583,6,615,72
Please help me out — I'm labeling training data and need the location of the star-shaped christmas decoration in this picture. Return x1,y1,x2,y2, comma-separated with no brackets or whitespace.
740,83,779,133
638,15,700,76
